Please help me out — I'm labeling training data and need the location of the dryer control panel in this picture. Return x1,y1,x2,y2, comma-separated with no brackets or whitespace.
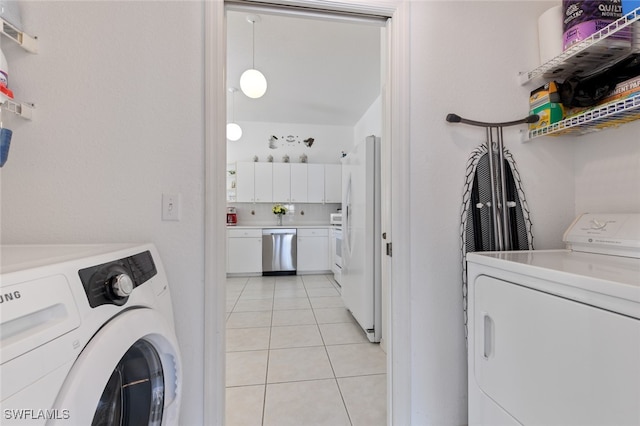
78,251,157,307
563,213,640,258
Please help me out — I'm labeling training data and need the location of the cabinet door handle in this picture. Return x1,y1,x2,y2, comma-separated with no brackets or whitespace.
483,312,494,360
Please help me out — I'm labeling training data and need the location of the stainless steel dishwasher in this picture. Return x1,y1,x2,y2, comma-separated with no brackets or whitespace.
262,228,297,275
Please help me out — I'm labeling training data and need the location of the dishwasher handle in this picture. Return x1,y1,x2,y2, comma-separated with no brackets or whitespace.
263,228,297,235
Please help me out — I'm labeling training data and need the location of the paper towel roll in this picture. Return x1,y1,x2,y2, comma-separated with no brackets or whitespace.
538,5,563,65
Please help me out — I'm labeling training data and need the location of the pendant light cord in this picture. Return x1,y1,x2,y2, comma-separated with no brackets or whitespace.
251,21,256,69
231,90,236,121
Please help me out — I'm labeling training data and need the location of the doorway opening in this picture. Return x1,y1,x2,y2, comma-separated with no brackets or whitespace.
225,4,388,424
203,1,411,425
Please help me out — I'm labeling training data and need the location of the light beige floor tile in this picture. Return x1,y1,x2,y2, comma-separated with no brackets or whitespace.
301,274,331,282
247,276,276,285
314,307,354,324
226,311,272,329
239,289,274,300
274,281,305,290
225,385,264,426
273,297,311,310
227,327,271,352
243,283,276,293
271,309,316,326
326,343,386,377
338,374,387,426
274,275,303,284
232,298,274,312
227,288,243,299
307,287,340,297
267,346,334,383
310,296,345,309
303,281,335,290
226,350,268,386
319,322,369,345
303,282,335,291
273,287,308,298
263,379,351,426
269,324,323,349
226,277,248,287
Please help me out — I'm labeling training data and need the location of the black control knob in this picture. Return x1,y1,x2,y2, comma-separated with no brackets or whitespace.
110,273,134,299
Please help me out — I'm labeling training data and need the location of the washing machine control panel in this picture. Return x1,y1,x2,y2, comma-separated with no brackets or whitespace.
110,273,134,298
78,250,157,307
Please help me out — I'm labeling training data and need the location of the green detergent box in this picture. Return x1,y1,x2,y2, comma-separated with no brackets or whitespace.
529,81,565,130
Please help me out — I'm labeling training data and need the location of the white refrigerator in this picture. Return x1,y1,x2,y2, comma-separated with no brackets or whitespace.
341,135,382,343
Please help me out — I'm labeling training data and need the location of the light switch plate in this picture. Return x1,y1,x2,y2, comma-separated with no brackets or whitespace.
162,193,181,221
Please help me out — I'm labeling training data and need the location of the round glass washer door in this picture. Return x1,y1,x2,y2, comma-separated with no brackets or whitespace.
92,339,164,426
49,308,181,425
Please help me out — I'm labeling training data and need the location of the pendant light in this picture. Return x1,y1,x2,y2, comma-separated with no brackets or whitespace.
240,15,267,99
227,88,242,141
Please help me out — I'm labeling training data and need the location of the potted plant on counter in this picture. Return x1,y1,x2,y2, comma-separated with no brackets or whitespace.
272,204,287,226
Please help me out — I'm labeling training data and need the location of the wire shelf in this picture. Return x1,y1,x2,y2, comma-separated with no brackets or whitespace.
525,94,640,140
520,8,640,86
1,18,37,53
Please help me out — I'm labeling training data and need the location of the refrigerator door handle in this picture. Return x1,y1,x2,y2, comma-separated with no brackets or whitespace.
344,174,353,260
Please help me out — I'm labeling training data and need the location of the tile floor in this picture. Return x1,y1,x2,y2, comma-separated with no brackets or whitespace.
226,274,387,426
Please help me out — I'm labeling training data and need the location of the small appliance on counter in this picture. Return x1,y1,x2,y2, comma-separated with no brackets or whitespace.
226,207,237,226
330,212,342,226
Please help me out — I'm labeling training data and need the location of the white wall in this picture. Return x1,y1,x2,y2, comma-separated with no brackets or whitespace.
354,94,382,144
227,121,351,164
3,2,638,425
0,2,206,425
408,1,576,423
573,121,640,213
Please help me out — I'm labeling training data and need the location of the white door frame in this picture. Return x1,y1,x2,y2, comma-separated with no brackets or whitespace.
204,1,411,424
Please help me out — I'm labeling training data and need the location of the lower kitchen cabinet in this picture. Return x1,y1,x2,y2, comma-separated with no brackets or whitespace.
297,228,330,273
227,229,262,274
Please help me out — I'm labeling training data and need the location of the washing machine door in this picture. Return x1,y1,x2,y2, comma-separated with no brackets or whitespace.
48,308,181,425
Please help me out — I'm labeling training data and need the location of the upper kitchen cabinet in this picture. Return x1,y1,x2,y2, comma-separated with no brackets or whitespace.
254,163,273,203
324,164,342,203
521,8,640,141
290,163,308,203
307,164,325,203
233,161,342,204
236,162,256,202
236,162,273,203
273,163,291,202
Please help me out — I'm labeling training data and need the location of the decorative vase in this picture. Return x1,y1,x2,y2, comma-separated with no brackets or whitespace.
276,214,283,226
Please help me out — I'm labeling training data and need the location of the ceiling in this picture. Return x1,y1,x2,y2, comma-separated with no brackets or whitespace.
226,9,383,126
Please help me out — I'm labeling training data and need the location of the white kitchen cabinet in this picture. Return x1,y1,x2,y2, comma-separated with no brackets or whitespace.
307,164,325,203
297,228,330,273
254,163,273,203
290,163,307,203
227,229,262,274
272,163,291,202
235,162,255,202
324,164,342,203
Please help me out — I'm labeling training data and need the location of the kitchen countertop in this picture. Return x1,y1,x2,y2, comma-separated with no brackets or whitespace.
227,224,331,229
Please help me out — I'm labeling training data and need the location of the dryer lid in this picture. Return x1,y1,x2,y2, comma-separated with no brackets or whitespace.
563,213,640,258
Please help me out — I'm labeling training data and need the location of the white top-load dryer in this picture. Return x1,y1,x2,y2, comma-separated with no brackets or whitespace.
466,213,640,426
0,243,182,425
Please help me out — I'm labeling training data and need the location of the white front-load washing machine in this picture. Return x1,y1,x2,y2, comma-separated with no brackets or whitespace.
466,213,640,425
0,243,182,425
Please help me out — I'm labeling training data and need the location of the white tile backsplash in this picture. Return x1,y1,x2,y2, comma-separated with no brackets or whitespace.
228,203,340,226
